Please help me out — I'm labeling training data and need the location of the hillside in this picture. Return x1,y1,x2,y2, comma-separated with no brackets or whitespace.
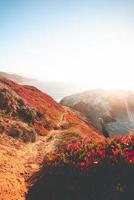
0,77,104,200
60,89,134,136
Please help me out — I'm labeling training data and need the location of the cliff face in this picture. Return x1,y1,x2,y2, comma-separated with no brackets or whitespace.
0,78,104,200
60,89,134,136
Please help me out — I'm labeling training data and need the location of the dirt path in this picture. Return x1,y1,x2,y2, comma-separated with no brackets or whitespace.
57,113,66,127
16,130,66,186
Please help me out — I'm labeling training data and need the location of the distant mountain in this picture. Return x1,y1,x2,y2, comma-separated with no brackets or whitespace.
0,72,90,101
60,89,134,136
0,71,36,83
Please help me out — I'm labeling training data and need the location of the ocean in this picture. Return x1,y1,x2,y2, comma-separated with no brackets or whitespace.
23,80,90,102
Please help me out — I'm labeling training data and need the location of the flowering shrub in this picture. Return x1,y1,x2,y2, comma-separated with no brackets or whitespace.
63,135,134,171
28,135,134,200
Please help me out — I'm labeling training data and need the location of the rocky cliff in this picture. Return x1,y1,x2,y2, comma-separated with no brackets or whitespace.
60,89,134,136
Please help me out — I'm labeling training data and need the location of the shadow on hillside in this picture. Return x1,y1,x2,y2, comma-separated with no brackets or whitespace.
26,163,134,200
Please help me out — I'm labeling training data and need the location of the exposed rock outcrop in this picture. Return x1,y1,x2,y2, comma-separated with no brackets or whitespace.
60,89,134,136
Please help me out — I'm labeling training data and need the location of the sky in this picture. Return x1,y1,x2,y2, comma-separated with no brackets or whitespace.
0,0,134,89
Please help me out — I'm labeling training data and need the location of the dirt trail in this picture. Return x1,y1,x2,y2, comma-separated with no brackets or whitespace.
57,113,66,127
0,131,66,200
16,130,65,185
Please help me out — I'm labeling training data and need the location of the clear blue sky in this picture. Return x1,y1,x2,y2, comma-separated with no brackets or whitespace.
0,0,134,88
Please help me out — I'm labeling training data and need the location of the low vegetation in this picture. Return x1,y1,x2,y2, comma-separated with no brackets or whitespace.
27,135,134,200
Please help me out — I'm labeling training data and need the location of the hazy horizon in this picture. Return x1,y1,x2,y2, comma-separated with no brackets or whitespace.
1,0,134,89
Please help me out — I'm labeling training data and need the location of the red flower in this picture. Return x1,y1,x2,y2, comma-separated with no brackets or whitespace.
112,149,119,156
98,149,106,158
126,151,134,163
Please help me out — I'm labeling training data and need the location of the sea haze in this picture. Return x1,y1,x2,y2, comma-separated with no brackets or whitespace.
23,80,91,102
